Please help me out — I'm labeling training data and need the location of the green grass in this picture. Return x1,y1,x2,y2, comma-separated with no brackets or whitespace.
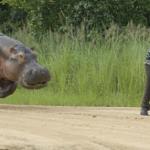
1,24,150,106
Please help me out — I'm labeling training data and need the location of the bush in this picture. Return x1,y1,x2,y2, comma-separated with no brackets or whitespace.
1,25,149,106
1,0,150,34
0,1,27,33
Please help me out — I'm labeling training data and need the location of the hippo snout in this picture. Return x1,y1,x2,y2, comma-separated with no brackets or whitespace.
21,67,50,89
26,68,50,83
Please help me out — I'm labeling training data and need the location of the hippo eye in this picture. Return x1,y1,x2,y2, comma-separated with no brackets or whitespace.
10,47,17,54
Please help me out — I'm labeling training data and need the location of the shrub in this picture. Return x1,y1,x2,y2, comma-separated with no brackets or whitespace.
1,0,150,34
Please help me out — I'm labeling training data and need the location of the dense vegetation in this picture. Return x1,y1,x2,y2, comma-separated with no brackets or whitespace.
0,24,149,106
0,0,150,34
0,1,150,106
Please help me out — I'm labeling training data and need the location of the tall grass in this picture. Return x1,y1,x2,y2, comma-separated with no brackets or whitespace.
1,24,150,106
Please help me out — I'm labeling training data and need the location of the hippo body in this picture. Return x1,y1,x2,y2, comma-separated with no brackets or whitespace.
0,34,50,98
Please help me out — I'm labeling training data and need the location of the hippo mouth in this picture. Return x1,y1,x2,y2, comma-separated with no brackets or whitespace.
21,80,48,89
20,68,50,89
0,80,17,98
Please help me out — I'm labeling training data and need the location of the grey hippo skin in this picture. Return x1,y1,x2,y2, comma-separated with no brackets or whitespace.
141,51,150,115
0,33,50,98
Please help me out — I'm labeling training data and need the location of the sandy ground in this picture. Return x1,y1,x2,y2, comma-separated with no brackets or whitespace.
0,105,149,150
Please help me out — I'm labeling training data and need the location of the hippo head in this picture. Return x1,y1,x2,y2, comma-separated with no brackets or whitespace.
0,44,50,97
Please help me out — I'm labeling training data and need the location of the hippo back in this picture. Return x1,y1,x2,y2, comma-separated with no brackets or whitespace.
0,35,23,51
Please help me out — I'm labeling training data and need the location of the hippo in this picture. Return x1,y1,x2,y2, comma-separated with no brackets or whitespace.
141,51,150,115
0,33,50,98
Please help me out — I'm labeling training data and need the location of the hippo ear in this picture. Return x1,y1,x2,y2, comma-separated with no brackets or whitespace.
17,52,25,64
10,47,17,54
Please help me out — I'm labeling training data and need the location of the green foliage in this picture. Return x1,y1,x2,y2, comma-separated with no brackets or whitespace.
0,0,27,33
1,25,149,106
1,0,150,34
0,1,150,106
1,0,62,34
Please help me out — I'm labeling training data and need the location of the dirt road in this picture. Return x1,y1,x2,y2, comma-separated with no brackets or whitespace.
0,105,149,150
